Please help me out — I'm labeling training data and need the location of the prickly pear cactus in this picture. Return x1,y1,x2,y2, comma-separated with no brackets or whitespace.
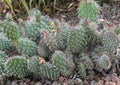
40,15,56,30
44,31,57,52
1,21,19,41
56,23,70,50
0,51,8,74
29,56,41,74
102,31,118,52
78,0,99,22
85,27,100,47
79,53,94,70
5,12,13,21
25,21,41,44
38,39,51,58
0,33,13,51
5,56,28,78
52,50,71,76
76,62,86,78
64,50,75,76
28,8,41,22
39,62,60,80
98,54,111,70
67,27,87,54
17,37,38,57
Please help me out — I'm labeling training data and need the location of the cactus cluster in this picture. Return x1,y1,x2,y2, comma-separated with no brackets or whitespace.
0,0,120,82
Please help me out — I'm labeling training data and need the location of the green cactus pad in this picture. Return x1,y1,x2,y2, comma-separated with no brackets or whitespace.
39,62,60,80
98,54,111,70
45,32,57,52
0,33,13,51
102,31,118,52
64,50,75,76
2,21,19,41
78,0,99,22
5,56,28,78
67,27,87,54
29,56,41,74
52,50,71,76
0,51,8,74
40,15,56,30
17,37,38,57
25,21,41,44
85,27,99,47
79,53,94,70
56,24,70,50
28,8,41,22
76,62,86,78
38,39,51,58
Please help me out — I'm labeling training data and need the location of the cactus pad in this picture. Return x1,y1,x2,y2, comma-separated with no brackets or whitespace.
67,27,87,54
5,56,28,78
17,37,38,57
39,62,60,80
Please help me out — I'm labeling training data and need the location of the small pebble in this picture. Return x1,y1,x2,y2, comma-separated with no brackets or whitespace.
11,81,18,85
63,82,68,85
35,82,42,85
95,80,104,85
30,81,35,85
6,80,11,85
67,79,74,85
74,78,83,85
44,80,52,85
59,76,65,83
52,81,59,85
105,81,116,85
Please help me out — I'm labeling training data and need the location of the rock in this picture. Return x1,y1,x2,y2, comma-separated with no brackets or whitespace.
63,82,68,85
95,80,104,85
59,76,65,83
35,82,42,85
52,81,59,85
105,81,116,85
83,80,89,85
74,78,83,85
19,81,24,85
6,80,11,85
105,73,119,83
30,81,35,85
67,79,75,85
117,80,120,85
11,81,18,85
0,81,5,85
44,80,52,85
91,80,96,85
0,75,3,81
23,82,27,85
